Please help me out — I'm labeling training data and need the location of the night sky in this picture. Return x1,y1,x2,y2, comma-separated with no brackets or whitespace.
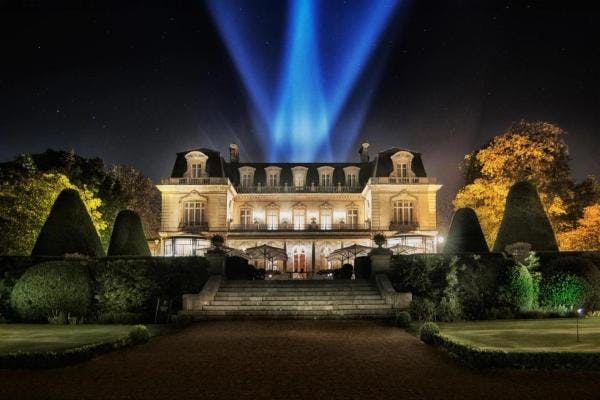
1,0,599,203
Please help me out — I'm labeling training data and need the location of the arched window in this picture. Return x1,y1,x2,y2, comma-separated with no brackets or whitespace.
393,200,414,225
183,201,205,226
293,248,306,272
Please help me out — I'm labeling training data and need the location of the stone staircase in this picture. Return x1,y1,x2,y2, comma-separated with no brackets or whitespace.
184,278,401,319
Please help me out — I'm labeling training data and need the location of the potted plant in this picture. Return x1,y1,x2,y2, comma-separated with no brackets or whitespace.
372,232,386,248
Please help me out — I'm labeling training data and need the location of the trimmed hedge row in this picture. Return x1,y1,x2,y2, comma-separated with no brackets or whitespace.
0,325,150,369
429,333,600,370
0,256,210,323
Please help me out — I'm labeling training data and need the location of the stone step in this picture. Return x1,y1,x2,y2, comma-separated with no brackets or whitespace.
210,299,387,306
218,286,377,291
220,282,374,287
216,290,380,296
213,295,382,302
202,304,393,311
186,309,394,319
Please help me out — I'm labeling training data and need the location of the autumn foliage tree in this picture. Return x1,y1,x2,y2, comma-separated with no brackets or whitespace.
453,121,594,248
559,204,600,251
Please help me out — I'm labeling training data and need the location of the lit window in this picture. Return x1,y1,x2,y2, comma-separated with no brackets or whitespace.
191,164,202,178
240,208,253,227
393,200,414,224
241,174,252,187
347,208,358,226
266,208,278,230
293,248,306,272
268,173,279,187
293,208,306,230
183,201,204,226
347,174,357,187
320,208,332,230
320,173,331,187
396,163,408,179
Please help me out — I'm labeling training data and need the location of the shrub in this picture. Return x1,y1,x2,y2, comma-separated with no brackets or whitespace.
0,257,38,321
31,189,105,257
409,297,436,321
225,256,255,280
540,273,587,310
437,297,462,322
419,322,440,344
493,181,558,252
172,313,194,328
10,261,92,322
333,264,353,280
354,256,371,279
443,208,489,254
128,325,150,344
94,259,158,317
395,311,411,328
503,264,538,311
107,210,150,256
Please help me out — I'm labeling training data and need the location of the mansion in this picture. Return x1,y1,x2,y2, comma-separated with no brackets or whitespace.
156,143,442,273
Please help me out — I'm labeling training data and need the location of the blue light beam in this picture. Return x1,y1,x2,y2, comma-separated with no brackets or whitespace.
205,0,399,162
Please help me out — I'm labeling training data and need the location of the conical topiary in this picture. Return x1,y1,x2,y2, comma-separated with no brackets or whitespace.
31,189,105,257
492,181,558,252
443,208,489,254
107,210,151,256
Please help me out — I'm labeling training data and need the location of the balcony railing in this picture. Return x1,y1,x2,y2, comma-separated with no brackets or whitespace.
160,177,230,185
228,223,371,232
389,222,419,232
235,184,363,193
368,177,437,184
177,223,210,233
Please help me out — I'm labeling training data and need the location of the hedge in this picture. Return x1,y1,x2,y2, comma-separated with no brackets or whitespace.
0,256,210,323
31,189,105,257
429,333,600,370
107,210,151,256
493,181,558,252
443,208,489,254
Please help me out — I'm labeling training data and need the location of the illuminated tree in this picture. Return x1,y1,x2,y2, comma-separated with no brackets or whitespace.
558,204,600,251
32,189,105,257
493,181,558,252
0,173,106,255
454,121,571,247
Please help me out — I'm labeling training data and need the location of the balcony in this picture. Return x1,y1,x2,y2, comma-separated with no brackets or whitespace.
228,223,371,232
160,177,229,185
368,177,437,184
389,221,419,232
177,222,210,233
235,184,363,194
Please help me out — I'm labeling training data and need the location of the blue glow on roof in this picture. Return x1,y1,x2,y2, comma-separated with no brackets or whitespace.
206,0,399,161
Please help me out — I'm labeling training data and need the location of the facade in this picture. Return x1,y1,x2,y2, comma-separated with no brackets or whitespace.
156,143,442,273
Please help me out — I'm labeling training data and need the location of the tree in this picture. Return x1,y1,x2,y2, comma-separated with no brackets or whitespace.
443,208,489,254
31,189,105,257
108,165,160,240
493,181,558,252
454,121,572,247
0,173,106,255
558,204,600,251
107,210,151,256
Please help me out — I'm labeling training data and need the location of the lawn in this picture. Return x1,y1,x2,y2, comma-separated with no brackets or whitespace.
0,324,165,355
438,318,600,352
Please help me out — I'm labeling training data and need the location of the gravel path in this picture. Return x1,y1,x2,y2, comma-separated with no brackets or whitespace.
1,320,600,400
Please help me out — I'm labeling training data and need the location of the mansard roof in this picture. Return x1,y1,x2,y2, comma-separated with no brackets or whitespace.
169,146,428,182
170,148,226,178
373,148,427,177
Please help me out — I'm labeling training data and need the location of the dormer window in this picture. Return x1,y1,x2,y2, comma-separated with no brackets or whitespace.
264,166,281,187
317,166,334,187
390,151,415,183
238,166,256,188
184,151,208,180
343,166,360,187
291,166,308,188
397,163,408,178
191,164,202,178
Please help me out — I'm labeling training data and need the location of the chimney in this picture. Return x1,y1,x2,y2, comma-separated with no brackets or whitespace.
358,142,370,163
229,143,239,163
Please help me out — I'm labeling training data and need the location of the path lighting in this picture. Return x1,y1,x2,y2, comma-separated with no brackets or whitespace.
576,307,585,342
